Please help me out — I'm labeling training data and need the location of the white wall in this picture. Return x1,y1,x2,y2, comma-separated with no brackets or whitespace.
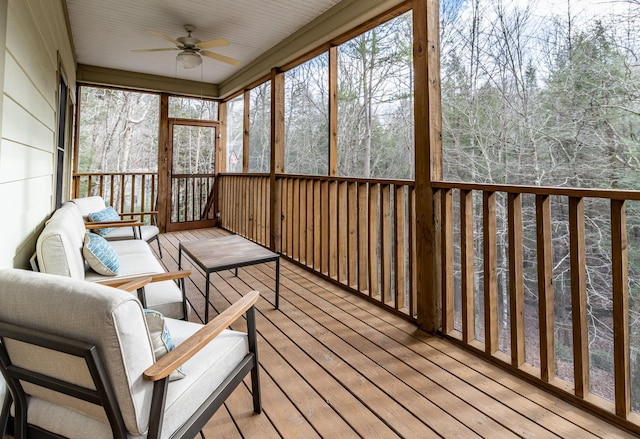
0,0,75,268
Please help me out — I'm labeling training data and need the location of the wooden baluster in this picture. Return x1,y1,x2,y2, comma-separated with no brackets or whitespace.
484,191,498,354
369,183,380,300
358,182,369,294
348,182,358,289
441,188,454,333
131,174,137,218
569,196,589,398
306,180,314,266
299,179,307,265
536,194,555,382
338,181,348,283
611,199,630,418
395,185,408,312
321,180,330,275
508,193,525,367
315,180,323,272
410,186,417,319
381,184,392,305
293,178,300,262
329,180,338,279
460,189,475,343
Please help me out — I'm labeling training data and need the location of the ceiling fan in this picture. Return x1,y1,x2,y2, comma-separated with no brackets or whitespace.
132,24,240,69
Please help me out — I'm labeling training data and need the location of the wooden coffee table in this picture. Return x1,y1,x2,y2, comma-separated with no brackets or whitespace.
178,234,280,322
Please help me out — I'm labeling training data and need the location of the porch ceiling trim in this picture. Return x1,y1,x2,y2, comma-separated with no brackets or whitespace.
77,64,219,99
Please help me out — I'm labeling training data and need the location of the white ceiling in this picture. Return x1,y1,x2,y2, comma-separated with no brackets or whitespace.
65,0,344,85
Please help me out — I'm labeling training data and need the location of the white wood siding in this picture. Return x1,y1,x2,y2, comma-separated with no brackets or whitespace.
0,0,75,268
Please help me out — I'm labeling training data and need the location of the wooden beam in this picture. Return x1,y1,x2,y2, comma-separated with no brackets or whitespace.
77,64,219,98
269,69,284,253
413,0,442,332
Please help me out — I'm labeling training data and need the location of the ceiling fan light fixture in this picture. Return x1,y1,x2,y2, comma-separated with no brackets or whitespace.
177,49,202,69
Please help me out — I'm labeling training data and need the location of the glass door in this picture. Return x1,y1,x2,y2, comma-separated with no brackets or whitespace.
166,120,219,231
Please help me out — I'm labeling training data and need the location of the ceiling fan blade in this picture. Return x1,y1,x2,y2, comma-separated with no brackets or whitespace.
196,38,230,49
200,50,241,66
131,47,178,53
146,29,180,46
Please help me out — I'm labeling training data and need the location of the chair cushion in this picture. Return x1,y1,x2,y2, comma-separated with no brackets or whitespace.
161,319,250,439
83,233,119,276
88,206,121,236
36,202,87,279
144,310,186,381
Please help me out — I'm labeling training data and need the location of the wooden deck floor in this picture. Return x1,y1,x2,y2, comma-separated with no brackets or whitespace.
158,228,635,439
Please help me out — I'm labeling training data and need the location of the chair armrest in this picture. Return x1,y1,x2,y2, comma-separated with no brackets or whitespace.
143,290,260,381
119,211,158,218
85,220,144,229
95,270,192,288
116,276,153,292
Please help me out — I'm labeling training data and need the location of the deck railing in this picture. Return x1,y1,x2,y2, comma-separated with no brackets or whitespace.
72,172,158,223
72,170,640,429
433,181,640,428
218,173,417,319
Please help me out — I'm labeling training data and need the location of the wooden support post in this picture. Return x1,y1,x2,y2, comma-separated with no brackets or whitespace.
413,0,442,332
269,69,284,253
218,101,228,174
157,94,169,232
329,45,338,176
243,90,250,173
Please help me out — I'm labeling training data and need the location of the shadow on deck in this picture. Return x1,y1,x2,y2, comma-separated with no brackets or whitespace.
157,227,633,439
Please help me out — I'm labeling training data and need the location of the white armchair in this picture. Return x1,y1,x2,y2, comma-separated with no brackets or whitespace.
71,196,163,258
0,269,261,438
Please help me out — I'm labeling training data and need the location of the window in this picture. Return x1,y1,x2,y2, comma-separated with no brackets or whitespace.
77,86,159,173
284,53,329,175
55,75,69,208
337,11,414,179
249,82,271,172
226,95,244,172
169,96,218,120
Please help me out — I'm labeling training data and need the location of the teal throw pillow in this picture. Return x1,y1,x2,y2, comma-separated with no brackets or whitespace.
88,206,120,236
144,309,186,381
82,232,119,276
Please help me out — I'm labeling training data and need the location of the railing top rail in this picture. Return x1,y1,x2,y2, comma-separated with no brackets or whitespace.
218,172,415,187
433,180,640,201
73,172,158,177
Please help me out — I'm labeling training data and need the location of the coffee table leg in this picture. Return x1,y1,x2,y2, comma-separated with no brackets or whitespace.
205,272,210,323
275,258,280,309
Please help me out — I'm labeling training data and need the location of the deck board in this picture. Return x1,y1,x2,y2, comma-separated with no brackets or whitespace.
157,228,635,439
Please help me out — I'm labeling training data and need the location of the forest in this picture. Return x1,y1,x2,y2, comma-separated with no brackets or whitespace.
76,0,640,409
